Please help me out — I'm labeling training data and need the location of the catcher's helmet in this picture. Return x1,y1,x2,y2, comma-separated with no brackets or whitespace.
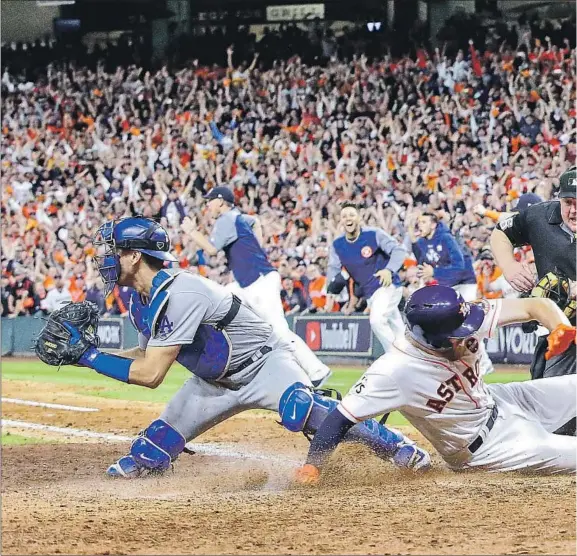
94,217,177,295
404,285,485,349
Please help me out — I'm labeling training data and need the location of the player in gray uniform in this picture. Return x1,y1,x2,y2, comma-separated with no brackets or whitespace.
73,216,430,478
182,186,331,386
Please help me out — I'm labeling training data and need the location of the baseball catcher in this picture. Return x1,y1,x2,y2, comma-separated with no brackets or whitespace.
491,166,576,435
529,269,576,366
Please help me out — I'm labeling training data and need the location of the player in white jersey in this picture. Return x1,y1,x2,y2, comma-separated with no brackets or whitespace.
294,285,577,482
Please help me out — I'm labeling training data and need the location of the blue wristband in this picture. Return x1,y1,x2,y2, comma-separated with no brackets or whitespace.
79,347,132,383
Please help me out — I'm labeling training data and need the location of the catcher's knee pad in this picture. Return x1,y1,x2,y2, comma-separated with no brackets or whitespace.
130,419,186,472
279,382,402,454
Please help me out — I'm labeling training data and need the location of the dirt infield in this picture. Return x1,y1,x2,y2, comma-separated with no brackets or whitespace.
2,379,576,555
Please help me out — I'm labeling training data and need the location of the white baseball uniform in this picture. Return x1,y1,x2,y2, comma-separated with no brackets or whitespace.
224,270,329,381
337,299,576,474
328,226,408,354
211,209,330,384
366,285,405,351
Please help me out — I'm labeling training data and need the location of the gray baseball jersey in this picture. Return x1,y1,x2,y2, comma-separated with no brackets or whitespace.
128,268,312,442
209,208,275,287
132,269,285,387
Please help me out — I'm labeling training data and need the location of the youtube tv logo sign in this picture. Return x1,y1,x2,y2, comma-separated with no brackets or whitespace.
296,317,372,355
305,321,321,350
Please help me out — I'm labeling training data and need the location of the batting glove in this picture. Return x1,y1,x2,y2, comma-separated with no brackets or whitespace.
545,324,576,360
294,464,320,485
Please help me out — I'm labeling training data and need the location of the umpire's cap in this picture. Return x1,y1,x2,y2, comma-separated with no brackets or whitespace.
203,186,235,203
559,167,576,199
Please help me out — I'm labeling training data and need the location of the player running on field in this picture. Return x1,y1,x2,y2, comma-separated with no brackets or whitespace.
182,186,331,386
35,216,430,478
295,285,576,482
326,202,407,353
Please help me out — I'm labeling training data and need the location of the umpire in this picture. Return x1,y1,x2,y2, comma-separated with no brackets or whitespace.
491,166,576,435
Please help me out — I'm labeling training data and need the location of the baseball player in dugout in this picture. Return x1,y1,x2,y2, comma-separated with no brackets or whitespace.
295,285,577,483
181,186,331,387
35,216,430,478
491,166,576,436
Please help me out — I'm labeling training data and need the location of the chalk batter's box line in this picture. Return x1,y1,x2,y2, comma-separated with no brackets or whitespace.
2,398,100,412
1,419,299,464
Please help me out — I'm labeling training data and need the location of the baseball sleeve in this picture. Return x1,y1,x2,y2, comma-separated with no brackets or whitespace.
210,213,239,251
375,228,407,272
339,357,406,423
326,244,343,286
242,214,256,228
496,211,530,247
411,239,424,264
473,299,502,340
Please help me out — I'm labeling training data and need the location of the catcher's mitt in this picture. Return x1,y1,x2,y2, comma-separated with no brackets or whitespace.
34,301,101,367
531,270,576,321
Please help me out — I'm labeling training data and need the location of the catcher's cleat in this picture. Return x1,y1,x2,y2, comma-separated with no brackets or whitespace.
294,464,321,485
107,455,144,479
391,443,431,472
106,455,172,479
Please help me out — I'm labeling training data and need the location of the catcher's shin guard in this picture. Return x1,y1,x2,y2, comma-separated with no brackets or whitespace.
107,419,186,479
279,382,431,471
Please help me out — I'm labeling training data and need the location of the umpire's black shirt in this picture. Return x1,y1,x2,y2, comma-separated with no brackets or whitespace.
497,201,576,282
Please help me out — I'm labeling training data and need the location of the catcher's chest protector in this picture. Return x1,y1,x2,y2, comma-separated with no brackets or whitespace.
128,272,233,380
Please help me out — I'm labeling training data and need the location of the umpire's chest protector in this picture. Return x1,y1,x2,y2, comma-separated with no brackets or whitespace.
128,272,232,380
525,202,576,281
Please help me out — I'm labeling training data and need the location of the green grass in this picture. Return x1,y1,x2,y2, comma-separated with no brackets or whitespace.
2,359,190,402
2,359,529,427
1,431,51,446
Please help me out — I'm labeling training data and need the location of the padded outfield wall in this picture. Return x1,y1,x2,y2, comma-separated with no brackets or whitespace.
1,315,538,365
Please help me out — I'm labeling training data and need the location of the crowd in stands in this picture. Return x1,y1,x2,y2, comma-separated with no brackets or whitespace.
2,11,575,317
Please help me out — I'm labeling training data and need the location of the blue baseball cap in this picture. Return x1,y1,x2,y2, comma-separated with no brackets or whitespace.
514,193,543,212
203,186,235,204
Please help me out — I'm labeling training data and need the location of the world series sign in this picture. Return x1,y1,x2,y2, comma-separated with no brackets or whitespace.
485,324,540,365
293,315,373,357
97,318,123,350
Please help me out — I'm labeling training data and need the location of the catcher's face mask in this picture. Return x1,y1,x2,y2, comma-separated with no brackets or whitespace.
94,221,121,296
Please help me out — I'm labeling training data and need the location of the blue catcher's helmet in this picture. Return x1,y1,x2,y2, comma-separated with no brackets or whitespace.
404,285,485,350
94,217,178,295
